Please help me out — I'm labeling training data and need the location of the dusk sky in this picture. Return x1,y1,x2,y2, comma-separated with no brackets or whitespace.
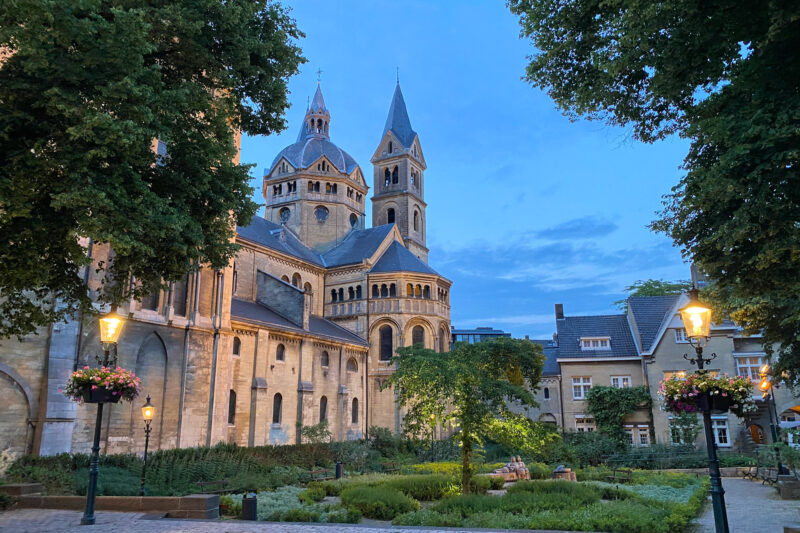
240,1,692,339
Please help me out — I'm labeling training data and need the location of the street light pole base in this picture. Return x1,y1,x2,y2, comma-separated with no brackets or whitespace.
80,516,96,526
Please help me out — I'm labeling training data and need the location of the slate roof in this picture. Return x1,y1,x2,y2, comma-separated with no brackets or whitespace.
269,137,359,175
369,240,438,275
628,295,680,352
231,298,367,346
310,85,328,114
555,314,638,359
321,224,394,267
382,83,417,148
236,217,323,266
529,339,560,376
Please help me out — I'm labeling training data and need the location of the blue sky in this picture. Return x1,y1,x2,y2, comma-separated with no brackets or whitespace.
241,1,691,339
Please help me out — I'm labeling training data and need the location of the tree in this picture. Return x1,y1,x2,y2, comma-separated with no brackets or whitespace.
509,1,800,385
384,337,555,493
0,0,305,338
614,279,691,310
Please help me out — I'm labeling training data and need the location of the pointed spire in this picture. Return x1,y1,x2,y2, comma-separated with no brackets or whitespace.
303,84,331,140
310,84,327,113
382,83,416,148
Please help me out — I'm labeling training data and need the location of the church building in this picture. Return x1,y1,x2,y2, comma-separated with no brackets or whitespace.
0,83,452,464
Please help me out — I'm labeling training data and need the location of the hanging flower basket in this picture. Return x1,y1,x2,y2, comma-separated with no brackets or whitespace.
63,366,141,404
659,373,756,418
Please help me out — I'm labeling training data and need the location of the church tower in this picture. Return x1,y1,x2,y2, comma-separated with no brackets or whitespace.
263,85,368,252
371,83,428,262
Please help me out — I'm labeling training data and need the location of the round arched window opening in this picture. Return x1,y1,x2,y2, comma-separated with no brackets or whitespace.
279,207,290,223
315,205,329,222
350,213,358,227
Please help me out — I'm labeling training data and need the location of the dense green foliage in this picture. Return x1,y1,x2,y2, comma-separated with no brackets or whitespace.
340,486,419,520
509,0,800,385
585,386,652,443
386,337,555,492
615,279,692,310
0,0,305,338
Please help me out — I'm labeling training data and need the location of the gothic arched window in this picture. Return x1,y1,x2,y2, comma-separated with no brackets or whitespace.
320,351,329,367
319,396,328,422
276,343,285,362
412,325,425,347
414,211,419,231
272,393,282,424
351,398,359,424
391,166,399,184
228,390,236,425
379,325,393,361
387,208,395,224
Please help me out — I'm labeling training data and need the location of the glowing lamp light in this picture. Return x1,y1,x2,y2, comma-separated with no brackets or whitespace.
760,364,770,377
678,288,712,342
141,395,155,422
99,307,125,344
759,379,771,392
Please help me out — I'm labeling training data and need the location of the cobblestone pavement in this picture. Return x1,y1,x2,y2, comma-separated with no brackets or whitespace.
694,478,800,532
2,478,798,533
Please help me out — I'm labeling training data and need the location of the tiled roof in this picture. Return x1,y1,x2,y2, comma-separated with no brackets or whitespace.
236,217,323,266
269,137,359,175
369,241,438,275
321,224,394,267
230,299,367,346
382,83,417,148
555,314,638,359
628,295,680,352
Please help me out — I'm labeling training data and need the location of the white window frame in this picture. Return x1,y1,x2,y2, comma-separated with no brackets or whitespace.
575,416,595,433
572,376,592,399
610,375,631,388
735,355,764,380
624,424,650,447
580,337,611,351
711,417,731,447
674,328,689,343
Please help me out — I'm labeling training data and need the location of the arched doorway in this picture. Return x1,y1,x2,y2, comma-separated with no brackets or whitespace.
748,423,766,444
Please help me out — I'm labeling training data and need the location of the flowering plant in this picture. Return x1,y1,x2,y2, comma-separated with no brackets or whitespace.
63,366,141,403
658,372,757,417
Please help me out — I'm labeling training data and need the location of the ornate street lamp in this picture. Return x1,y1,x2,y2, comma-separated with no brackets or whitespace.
679,287,729,533
140,395,155,496
81,306,126,526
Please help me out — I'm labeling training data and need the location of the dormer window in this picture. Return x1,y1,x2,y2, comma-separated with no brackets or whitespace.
580,337,611,351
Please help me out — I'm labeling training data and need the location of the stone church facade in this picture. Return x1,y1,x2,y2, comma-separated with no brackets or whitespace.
0,83,451,466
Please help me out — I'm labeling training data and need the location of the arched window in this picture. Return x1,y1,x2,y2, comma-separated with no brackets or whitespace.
351,398,359,424
331,289,337,302
384,168,390,187
389,284,396,297
320,351,329,367
380,284,388,298
279,207,290,223
346,357,358,372
388,141,393,154
314,181,320,192
412,325,425,347
272,393,282,424
292,273,301,287
356,285,362,299
308,181,314,192
326,182,332,193
304,282,312,294
338,288,344,301
391,166,398,184
319,396,328,423
281,275,289,283
407,283,414,297
348,287,355,300
276,343,285,362
423,285,430,299
379,325,393,361
372,284,379,298
413,211,419,231
387,208,395,224
233,337,241,356
415,285,422,298
228,390,236,425
332,184,337,194
350,213,358,227
544,387,550,400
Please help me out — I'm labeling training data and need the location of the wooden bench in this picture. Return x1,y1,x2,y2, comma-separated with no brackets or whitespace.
304,468,334,482
381,461,400,474
742,466,758,481
761,468,779,486
197,479,231,494
605,469,632,483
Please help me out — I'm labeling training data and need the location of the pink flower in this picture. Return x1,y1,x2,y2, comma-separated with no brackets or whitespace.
91,385,98,390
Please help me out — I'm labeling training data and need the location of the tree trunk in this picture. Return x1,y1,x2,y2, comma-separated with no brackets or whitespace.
461,434,472,494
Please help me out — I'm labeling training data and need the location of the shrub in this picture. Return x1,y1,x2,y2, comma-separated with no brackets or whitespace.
464,510,535,529
382,474,458,500
72,466,141,496
0,493,16,510
500,490,598,512
282,507,321,522
219,494,242,517
431,494,498,517
393,509,464,527
488,476,505,490
340,486,419,520
506,479,601,502
298,485,326,504
527,462,551,479
469,474,491,494
323,505,362,523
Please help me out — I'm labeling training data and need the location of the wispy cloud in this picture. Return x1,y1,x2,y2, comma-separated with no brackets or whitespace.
533,216,619,241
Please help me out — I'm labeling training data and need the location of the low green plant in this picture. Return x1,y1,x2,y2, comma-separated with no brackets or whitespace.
322,505,362,523
488,476,505,490
340,485,419,520
282,507,321,522
393,508,464,527
527,461,551,479
0,493,17,510
219,494,242,517
465,510,535,529
72,466,141,496
298,484,326,504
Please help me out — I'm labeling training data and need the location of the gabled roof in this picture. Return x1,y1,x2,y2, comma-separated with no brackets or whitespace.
628,295,681,352
236,217,323,267
231,299,367,346
382,83,417,148
369,240,438,275
321,224,395,267
529,339,560,376
556,314,638,359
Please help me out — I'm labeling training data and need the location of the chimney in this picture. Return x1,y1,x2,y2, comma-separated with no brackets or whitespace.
555,303,564,320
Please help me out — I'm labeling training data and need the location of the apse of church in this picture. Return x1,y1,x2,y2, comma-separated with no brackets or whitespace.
0,82,452,465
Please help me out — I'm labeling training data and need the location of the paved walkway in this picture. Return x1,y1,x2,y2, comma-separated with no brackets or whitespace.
1,478,798,533
694,478,799,532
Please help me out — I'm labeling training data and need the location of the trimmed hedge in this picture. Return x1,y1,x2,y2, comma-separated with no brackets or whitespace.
340,486,419,520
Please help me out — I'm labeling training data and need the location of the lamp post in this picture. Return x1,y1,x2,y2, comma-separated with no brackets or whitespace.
679,287,729,533
81,306,125,526
759,365,783,474
140,396,155,496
